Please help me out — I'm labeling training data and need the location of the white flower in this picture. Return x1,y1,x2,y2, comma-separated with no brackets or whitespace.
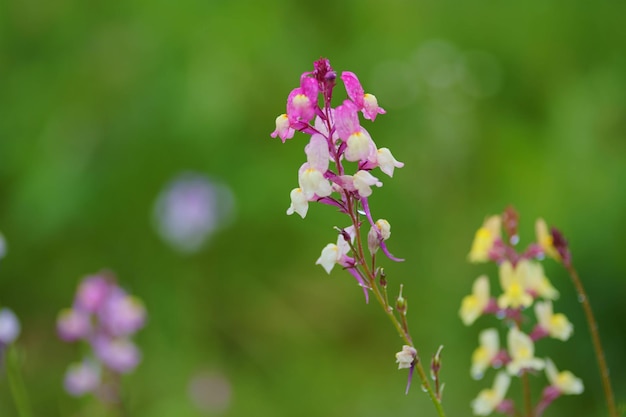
535,301,573,341
315,226,355,274
353,170,382,197
345,129,373,162
376,148,404,177
460,275,491,326
298,165,332,199
545,358,584,395
471,371,511,416
286,188,309,218
506,327,544,375
395,345,417,369
471,328,500,380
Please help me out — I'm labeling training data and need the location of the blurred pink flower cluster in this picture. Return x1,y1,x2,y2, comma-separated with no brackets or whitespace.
57,273,146,397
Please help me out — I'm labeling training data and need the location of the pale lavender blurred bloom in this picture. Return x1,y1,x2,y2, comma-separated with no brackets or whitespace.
57,308,92,341
75,275,111,313
0,308,20,345
99,288,146,337
188,370,233,414
0,232,6,260
64,360,101,396
93,337,141,374
154,173,235,254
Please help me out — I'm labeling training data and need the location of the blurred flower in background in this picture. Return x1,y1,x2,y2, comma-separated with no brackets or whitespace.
0,232,6,261
0,308,21,353
153,172,236,254
57,272,146,399
187,369,233,415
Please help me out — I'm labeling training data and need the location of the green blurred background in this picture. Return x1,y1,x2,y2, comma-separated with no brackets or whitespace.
1,0,625,416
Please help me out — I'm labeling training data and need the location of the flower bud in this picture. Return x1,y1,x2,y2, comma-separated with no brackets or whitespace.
396,285,407,315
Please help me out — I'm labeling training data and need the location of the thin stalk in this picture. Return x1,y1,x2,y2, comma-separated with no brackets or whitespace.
5,346,34,417
565,264,617,417
368,281,446,417
521,372,532,417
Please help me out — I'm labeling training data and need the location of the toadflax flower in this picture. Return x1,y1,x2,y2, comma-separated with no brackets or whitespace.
468,216,502,263
535,218,560,261
497,261,533,310
367,219,391,254
506,327,544,375
522,260,559,300
460,275,491,326
315,226,355,274
395,345,417,369
341,71,386,121
533,300,573,341
535,358,584,416
58,272,147,398
471,371,511,416
545,358,583,395
471,328,501,380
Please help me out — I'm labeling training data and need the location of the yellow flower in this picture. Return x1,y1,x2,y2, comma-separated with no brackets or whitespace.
471,328,500,380
460,275,491,326
468,216,501,263
535,301,573,341
535,218,560,261
497,261,533,309
522,261,559,300
471,371,511,416
506,327,544,375
545,358,584,395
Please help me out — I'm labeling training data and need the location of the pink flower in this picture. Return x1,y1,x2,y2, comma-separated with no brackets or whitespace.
341,71,386,121
334,100,361,141
64,360,100,396
99,288,146,337
286,77,319,124
57,308,92,341
93,336,141,374
270,114,295,142
75,275,111,313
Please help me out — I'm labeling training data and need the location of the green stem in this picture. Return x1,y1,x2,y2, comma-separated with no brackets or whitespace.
521,372,532,417
5,345,34,417
565,264,617,417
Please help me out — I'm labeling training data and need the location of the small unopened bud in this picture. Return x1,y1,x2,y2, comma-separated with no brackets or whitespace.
430,345,444,380
379,268,387,288
502,205,519,245
550,227,572,267
396,284,407,315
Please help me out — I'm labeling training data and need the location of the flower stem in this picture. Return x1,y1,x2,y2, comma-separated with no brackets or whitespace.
565,264,617,417
521,372,533,417
5,345,34,417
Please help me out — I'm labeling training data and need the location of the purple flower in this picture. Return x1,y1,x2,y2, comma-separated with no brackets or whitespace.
0,232,6,260
93,336,141,374
154,173,235,254
75,275,111,313
57,308,92,341
64,360,101,396
99,288,146,337
59,272,147,400
0,308,20,346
